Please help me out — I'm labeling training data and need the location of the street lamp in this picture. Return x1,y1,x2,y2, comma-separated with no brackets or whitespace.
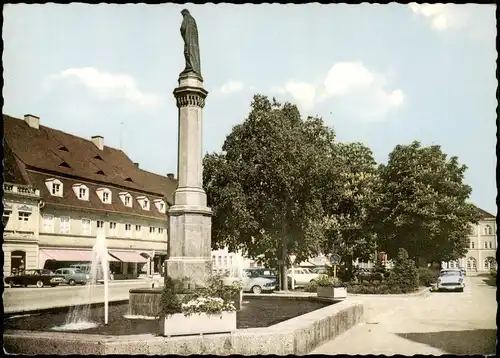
289,253,297,291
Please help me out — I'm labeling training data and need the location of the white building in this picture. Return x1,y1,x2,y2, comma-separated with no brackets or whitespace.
443,207,497,272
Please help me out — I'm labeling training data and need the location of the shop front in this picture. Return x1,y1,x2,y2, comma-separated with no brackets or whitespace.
108,249,150,280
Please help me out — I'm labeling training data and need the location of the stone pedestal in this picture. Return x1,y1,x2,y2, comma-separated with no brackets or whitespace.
166,73,212,288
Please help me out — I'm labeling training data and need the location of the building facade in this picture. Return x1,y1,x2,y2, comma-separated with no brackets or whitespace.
3,183,41,276
3,114,177,279
443,207,497,272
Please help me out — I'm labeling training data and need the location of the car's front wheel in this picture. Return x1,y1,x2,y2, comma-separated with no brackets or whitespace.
36,280,44,288
8,280,14,288
251,285,262,294
68,279,76,286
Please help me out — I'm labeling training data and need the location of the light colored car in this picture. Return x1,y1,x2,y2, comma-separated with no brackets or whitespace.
437,269,464,292
287,267,320,287
223,271,277,294
55,268,91,285
70,263,111,284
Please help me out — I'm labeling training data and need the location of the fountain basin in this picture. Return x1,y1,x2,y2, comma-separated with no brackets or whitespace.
4,298,363,355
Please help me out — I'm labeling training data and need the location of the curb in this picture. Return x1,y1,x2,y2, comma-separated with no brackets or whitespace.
346,286,430,298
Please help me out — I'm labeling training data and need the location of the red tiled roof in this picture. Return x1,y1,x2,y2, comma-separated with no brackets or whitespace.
475,206,495,219
3,114,177,216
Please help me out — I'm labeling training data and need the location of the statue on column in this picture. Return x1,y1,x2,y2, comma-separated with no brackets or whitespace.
180,9,202,78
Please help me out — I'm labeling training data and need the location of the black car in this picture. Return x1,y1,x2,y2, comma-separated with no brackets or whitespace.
5,269,65,288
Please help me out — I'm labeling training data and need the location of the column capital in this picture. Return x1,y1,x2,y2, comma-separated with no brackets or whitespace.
173,86,208,108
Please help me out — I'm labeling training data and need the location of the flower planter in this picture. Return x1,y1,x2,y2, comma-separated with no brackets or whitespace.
160,311,236,337
317,286,348,300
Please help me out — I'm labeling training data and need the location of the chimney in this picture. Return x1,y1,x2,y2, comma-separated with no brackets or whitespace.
91,135,104,151
133,162,139,168
24,114,40,129
167,173,175,179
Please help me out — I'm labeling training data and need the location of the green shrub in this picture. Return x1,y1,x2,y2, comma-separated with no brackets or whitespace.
159,275,181,317
304,280,318,292
315,274,345,287
418,267,439,287
372,261,388,278
386,248,419,293
490,268,497,279
347,282,403,294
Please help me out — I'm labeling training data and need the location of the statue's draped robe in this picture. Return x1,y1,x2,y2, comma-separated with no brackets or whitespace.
181,14,201,77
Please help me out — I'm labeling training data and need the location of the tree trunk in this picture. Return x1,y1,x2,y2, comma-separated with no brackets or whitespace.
346,254,353,281
281,236,288,291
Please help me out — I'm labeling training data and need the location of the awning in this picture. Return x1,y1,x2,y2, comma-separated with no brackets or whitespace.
39,248,119,264
138,250,168,258
109,250,149,263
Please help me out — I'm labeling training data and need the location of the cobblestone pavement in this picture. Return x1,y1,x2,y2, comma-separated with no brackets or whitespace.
310,276,497,355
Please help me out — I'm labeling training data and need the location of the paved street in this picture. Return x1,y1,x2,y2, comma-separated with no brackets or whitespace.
310,276,496,355
3,279,161,314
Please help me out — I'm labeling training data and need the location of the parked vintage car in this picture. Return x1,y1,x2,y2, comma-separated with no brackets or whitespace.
70,263,111,284
437,269,464,292
54,267,91,285
241,269,277,294
5,269,65,288
243,268,296,288
287,267,320,287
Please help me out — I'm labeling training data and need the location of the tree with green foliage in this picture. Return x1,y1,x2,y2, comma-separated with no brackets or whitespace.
203,94,338,289
318,142,383,280
387,248,419,293
375,141,480,266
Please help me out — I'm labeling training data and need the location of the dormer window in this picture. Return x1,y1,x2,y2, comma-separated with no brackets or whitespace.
45,178,63,197
137,196,150,211
118,192,133,208
53,183,61,194
96,188,112,204
79,188,87,199
154,199,166,213
72,184,89,201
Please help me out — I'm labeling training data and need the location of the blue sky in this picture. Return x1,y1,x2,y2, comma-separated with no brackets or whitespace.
3,3,497,213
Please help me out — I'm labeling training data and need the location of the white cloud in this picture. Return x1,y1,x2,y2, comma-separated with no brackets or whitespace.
408,3,469,31
323,62,375,96
277,80,317,110
271,61,405,121
46,67,161,107
218,80,245,95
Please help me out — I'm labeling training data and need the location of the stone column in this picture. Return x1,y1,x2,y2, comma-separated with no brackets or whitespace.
166,73,213,288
